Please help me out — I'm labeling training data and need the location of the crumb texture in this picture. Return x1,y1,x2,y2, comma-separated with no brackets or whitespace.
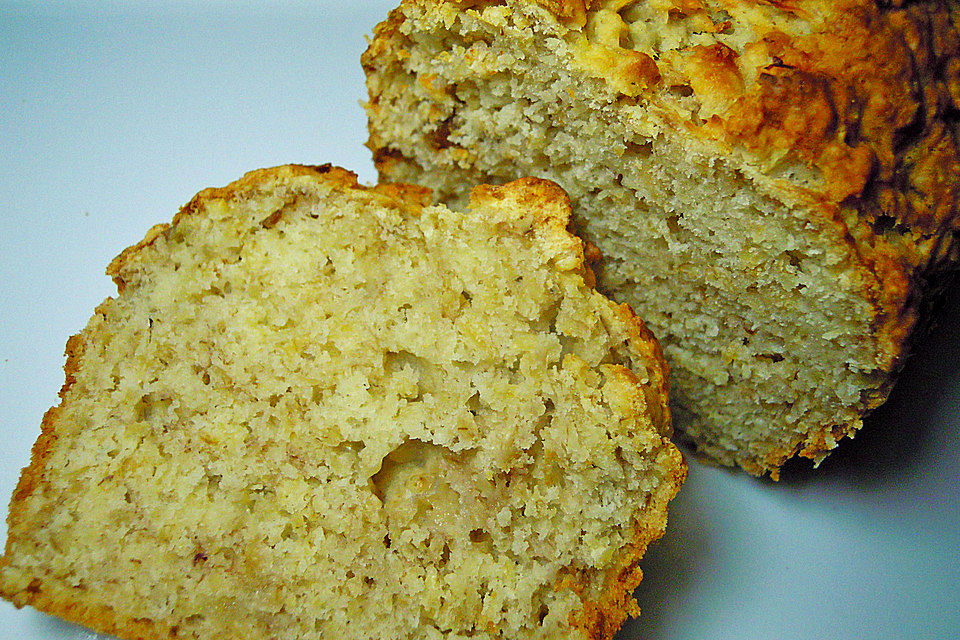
364,0,960,476
0,165,684,640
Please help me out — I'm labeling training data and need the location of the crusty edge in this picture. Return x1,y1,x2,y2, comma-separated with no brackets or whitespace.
0,565,174,640
106,164,372,285
571,445,686,640
467,177,672,436
468,176,685,639
0,311,182,640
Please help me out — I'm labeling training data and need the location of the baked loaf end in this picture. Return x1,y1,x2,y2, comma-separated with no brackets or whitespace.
0,165,685,640
364,0,960,477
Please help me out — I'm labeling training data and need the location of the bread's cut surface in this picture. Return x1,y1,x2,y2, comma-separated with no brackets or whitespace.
0,165,684,640
364,0,960,477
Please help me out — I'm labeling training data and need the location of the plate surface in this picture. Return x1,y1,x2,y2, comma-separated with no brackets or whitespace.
1,3,958,639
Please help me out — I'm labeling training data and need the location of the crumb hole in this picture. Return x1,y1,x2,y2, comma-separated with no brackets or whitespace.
428,116,456,150
469,528,490,544
260,210,283,229
665,212,683,235
785,250,804,269
625,140,653,158
756,353,785,363
467,391,482,416
871,214,912,236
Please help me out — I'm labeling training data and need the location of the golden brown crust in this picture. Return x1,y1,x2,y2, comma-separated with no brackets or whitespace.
0,569,170,640
5,330,90,541
613,302,672,435
567,0,960,254
470,175,572,214
382,0,960,251
449,0,959,233
2,321,178,639
717,2,960,233
558,0,960,239
469,178,592,277
570,446,686,640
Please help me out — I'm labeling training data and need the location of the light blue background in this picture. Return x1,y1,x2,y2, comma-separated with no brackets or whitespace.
1,2,958,639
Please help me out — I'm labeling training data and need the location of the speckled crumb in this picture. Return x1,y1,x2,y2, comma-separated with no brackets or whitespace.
0,165,684,640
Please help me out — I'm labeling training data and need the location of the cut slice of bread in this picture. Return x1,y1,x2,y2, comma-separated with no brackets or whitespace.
363,0,960,477
0,164,685,640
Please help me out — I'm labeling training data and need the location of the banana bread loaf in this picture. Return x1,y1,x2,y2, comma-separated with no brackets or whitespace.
0,164,685,640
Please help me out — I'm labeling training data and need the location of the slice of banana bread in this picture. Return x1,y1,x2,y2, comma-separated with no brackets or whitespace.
363,0,960,477
0,164,684,640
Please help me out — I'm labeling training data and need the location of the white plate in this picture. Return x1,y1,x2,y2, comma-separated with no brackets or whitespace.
1,3,958,639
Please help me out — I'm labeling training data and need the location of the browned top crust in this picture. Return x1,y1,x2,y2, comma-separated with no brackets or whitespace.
107,164,434,289
703,1,959,235
377,0,960,242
